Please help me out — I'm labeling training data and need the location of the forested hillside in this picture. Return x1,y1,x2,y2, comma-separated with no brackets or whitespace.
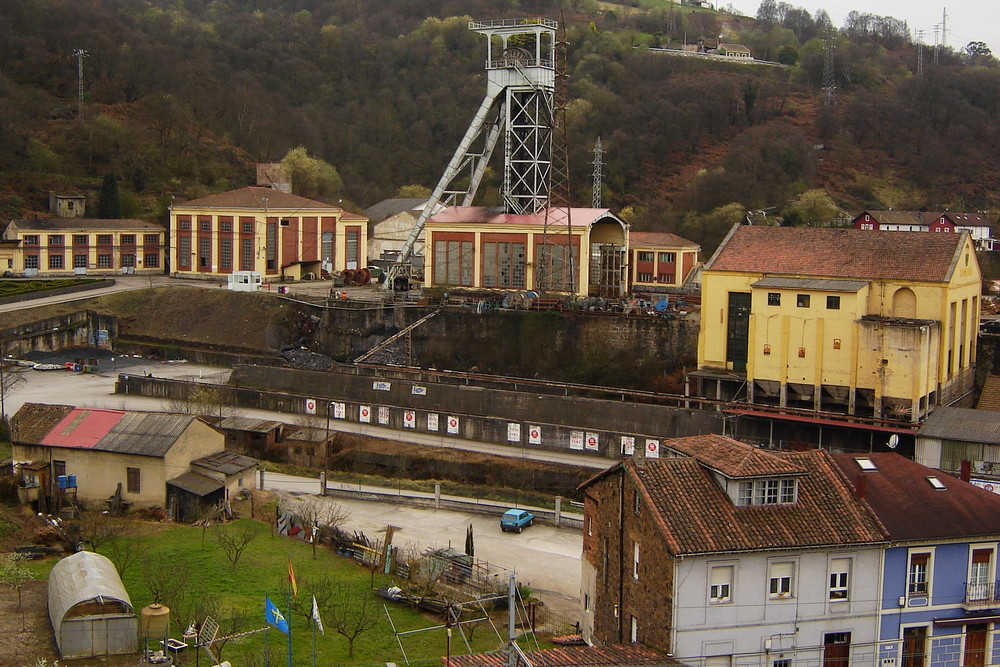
0,0,998,254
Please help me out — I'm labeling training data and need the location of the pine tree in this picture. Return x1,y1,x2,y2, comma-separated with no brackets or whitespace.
97,173,122,219
465,524,474,557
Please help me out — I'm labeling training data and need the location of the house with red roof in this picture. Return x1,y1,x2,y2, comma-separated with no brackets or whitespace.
627,231,700,292
852,211,995,251
168,186,368,281
579,434,887,665
691,225,981,423
10,403,256,519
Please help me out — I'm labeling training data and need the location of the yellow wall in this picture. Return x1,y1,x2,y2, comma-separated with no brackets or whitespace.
4,224,165,276
12,419,224,507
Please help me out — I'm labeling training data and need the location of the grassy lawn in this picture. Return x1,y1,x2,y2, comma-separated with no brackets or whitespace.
86,519,509,666
0,278,104,298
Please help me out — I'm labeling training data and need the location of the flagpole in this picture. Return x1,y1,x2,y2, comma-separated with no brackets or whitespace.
287,583,293,667
312,611,317,667
265,625,270,667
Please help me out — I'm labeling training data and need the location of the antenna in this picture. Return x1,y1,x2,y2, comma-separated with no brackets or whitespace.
888,434,900,450
591,137,604,208
72,48,88,121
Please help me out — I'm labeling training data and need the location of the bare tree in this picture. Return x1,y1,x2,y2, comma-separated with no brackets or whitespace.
103,530,150,579
75,512,129,551
327,584,380,657
142,551,190,607
214,521,262,569
0,553,34,629
292,499,350,559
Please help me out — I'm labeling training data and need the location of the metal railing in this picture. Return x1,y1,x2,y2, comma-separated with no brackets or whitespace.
964,581,1000,607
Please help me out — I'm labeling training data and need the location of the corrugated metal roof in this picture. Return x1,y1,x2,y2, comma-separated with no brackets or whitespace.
218,416,283,433
48,551,134,633
11,403,74,443
13,218,164,231
42,409,126,449
167,471,225,496
446,645,683,666
918,406,1000,444
428,206,622,230
752,277,868,292
192,450,258,475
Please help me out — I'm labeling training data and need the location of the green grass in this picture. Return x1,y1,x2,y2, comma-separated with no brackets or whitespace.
0,278,103,297
86,519,509,666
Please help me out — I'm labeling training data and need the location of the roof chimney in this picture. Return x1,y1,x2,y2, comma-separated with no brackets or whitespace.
960,460,972,482
855,474,867,499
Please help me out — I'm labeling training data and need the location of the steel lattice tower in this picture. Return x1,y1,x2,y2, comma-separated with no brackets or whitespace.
822,40,836,107
591,137,604,208
387,19,557,290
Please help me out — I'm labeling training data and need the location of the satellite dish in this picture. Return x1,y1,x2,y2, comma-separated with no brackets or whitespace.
888,434,900,450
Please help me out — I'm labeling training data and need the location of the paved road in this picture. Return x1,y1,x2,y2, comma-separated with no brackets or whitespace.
268,473,583,619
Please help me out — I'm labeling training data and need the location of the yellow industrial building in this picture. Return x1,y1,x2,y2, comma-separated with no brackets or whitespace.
692,225,981,422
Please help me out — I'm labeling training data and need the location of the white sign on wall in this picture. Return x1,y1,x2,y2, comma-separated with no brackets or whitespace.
359,405,371,423
378,406,390,425
447,416,460,434
507,423,521,442
528,426,542,445
403,411,416,428
333,402,346,419
412,386,427,395
570,431,584,450
427,414,439,432
585,432,600,451
621,436,635,456
373,381,391,391
645,439,660,459
304,398,317,415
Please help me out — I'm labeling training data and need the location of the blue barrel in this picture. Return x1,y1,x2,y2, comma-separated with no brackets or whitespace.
57,475,68,490
68,474,77,488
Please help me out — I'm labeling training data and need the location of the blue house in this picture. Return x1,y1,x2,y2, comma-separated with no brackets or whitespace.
833,453,1000,667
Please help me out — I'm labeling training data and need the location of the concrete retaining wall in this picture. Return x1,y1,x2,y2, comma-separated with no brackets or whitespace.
1,311,118,357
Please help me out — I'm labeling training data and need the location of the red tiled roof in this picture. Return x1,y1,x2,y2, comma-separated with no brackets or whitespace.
10,403,74,444
590,436,887,555
41,408,126,449
446,645,682,667
831,453,1000,541
662,433,806,478
172,186,340,210
707,225,965,283
978,376,1000,411
629,231,699,249
856,210,923,225
428,206,619,229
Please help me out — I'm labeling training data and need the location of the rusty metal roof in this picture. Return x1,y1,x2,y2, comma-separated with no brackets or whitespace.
752,277,868,292
191,450,258,475
428,206,622,229
445,645,683,666
919,406,1000,444
167,471,225,496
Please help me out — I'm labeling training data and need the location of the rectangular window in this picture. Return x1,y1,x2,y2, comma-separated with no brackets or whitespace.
220,221,232,233
829,558,850,600
633,541,640,580
908,553,930,595
780,479,796,503
774,660,791,667
630,615,638,643
48,235,64,245
658,273,674,283
179,237,191,267
144,234,160,245
24,255,39,269
633,489,642,515
48,254,64,269
536,243,574,291
827,295,841,310
220,238,232,270
434,239,474,286
902,627,927,667
126,467,140,494
121,234,136,245
738,481,753,506
199,238,211,268
199,220,211,232
241,239,254,271
73,254,87,268
53,460,66,479
266,222,277,270
769,562,793,598
280,218,291,227
710,565,733,603
98,254,112,268
23,235,39,245
969,549,993,601
72,234,88,245
321,231,334,262
636,272,654,282
242,221,254,234
121,253,135,268
97,234,113,245
637,251,654,262
768,292,781,306
346,229,360,269
797,294,811,307
179,220,191,231
144,253,159,268
482,241,526,288
658,252,676,263
756,479,780,505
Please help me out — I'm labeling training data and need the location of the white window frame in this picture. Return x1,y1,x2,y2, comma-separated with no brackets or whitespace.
768,561,794,599
633,541,640,581
967,543,996,602
907,548,934,598
709,564,734,603
829,557,851,601
630,615,638,643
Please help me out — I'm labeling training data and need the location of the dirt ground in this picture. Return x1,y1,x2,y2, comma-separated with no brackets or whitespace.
0,579,58,667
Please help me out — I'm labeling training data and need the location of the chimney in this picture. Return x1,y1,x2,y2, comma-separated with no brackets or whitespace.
855,474,867,499
960,460,972,482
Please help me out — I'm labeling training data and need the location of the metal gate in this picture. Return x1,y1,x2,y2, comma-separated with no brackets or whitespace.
589,243,624,297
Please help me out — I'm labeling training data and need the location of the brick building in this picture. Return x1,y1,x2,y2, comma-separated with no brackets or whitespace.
627,231,700,292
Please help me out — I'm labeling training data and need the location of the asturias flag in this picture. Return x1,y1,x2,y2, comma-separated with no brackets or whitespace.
288,556,298,598
265,596,289,634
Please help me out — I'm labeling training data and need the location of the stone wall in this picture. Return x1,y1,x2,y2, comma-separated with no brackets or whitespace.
1,311,117,357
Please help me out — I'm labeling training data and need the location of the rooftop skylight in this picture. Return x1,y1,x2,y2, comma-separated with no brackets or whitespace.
855,457,878,471
926,476,946,490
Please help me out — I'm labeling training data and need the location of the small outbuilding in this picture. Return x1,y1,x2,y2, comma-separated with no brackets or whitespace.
48,551,138,658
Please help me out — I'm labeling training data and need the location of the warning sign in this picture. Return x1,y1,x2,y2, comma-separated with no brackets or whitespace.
447,416,460,434
585,432,599,451
403,411,416,428
528,425,542,445
645,439,660,458
305,398,317,415
359,405,371,423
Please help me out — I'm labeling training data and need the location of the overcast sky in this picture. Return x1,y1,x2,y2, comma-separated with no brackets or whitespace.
729,0,998,55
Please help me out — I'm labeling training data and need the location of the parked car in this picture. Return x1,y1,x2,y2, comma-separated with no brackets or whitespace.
981,320,1000,334
500,509,534,533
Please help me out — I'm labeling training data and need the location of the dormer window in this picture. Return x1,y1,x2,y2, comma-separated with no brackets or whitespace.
737,478,798,506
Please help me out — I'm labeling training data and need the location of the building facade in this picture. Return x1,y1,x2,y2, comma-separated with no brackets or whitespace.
423,206,628,297
2,218,166,276
853,211,995,251
692,226,981,422
628,232,700,292
169,186,368,280
579,434,886,666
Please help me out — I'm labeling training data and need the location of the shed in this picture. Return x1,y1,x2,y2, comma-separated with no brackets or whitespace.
48,551,138,658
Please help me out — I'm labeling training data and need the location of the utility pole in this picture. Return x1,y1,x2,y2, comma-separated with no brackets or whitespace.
591,137,604,209
941,7,948,48
72,49,88,121
822,40,836,107
915,29,924,76
933,26,940,66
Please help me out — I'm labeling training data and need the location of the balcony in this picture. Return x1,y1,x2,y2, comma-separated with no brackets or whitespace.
964,582,1000,610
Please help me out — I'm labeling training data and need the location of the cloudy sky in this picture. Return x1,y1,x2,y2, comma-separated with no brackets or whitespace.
729,0,997,55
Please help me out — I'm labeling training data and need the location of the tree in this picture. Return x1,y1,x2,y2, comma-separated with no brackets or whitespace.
963,41,995,66
0,361,25,437
97,173,122,219
327,585,380,657
280,147,343,200
785,189,838,226
76,513,129,551
103,530,149,579
756,0,778,24
214,521,262,569
0,553,34,628
291,498,350,559
396,184,431,198
464,524,475,557
142,551,190,607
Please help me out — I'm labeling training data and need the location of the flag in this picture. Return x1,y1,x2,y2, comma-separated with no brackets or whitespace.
288,556,298,598
311,595,325,635
265,596,289,634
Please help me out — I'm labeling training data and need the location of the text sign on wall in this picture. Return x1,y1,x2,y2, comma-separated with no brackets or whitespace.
305,398,317,415
570,431,584,450
333,402,346,419
507,423,521,442
427,414,439,431
378,406,390,425
621,436,635,456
